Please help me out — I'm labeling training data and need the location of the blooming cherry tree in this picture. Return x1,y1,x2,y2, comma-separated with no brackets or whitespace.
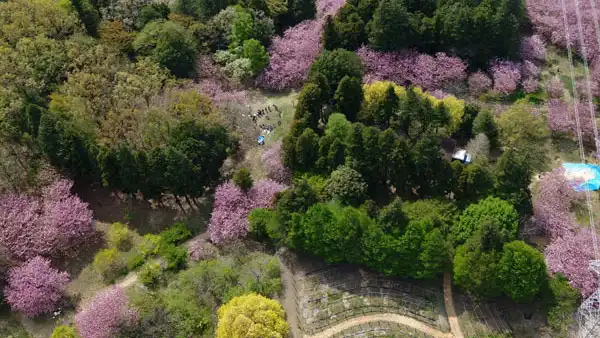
490,60,521,94
545,229,597,297
261,140,292,184
0,179,94,261
468,71,493,95
547,99,573,134
4,256,69,317
533,168,578,238
208,180,287,244
357,46,467,91
521,35,547,62
75,286,139,338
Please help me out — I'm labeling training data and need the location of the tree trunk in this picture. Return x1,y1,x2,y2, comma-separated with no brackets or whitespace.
184,195,195,211
174,196,186,214
192,197,202,209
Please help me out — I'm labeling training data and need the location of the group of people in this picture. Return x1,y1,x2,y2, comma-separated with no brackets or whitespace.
247,104,283,137
249,104,281,123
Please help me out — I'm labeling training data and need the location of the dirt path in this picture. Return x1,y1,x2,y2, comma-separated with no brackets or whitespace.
304,314,453,338
444,272,464,338
278,256,302,338
118,273,139,288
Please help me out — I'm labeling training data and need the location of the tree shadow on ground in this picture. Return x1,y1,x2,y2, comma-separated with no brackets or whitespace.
74,185,213,236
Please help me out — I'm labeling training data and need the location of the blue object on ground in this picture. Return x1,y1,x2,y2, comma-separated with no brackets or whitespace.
257,135,265,145
562,163,600,191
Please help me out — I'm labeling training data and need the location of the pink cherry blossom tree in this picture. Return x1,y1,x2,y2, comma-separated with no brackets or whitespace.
534,168,598,296
521,35,547,62
527,0,599,62
468,71,493,95
357,46,467,91
75,286,139,338
261,140,292,184
208,179,287,244
256,0,345,90
533,168,579,239
256,20,323,90
490,60,522,94
4,256,69,317
546,78,565,98
547,99,573,134
522,78,540,93
545,229,597,297
0,179,94,261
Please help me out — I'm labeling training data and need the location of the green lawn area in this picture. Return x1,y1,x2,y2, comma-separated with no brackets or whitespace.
241,89,298,179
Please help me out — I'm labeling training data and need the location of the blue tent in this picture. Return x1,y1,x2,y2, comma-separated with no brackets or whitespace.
562,163,600,191
257,135,265,145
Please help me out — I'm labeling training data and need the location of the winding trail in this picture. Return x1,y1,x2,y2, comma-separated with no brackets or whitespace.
444,272,464,338
296,272,464,338
303,314,453,338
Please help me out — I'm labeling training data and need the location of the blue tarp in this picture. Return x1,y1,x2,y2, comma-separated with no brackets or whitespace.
562,163,600,191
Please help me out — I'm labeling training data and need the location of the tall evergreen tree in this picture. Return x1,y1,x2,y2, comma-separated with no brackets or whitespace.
294,83,323,130
333,76,363,122
322,15,339,50
367,0,413,51
71,0,100,37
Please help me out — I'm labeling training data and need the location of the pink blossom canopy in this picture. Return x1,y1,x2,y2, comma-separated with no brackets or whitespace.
4,256,69,317
357,46,467,91
545,229,598,297
208,179,287,244
521,35,547,62
533,168,578,239
490,60,521,94
0,179,94,261
256,0,346,90
75,286,139,338
468,71,493,95
261,140,292,184
527,0,600,63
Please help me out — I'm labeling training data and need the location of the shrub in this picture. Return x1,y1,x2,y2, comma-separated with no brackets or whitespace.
159,244,188,270
160,222,192,246
233,167,254,193
547,273,580,334
138,260,163,286
106,222,133,251
93,248,127,283
216,293,288,338
51,325,77,338
127,252,145,270
323,165,368,206
138,234,162,257
75,286,139,338
188,239,218,261
4,256,69,317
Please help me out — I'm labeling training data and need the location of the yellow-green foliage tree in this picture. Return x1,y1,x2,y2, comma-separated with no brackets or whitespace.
362,81,465,133
216,293,289,338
